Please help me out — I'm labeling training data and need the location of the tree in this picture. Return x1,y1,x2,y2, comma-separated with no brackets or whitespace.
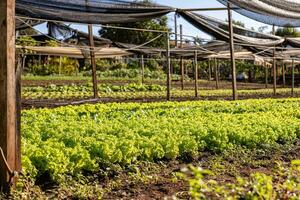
99,1,169,48
223,20,246,35
18,27,38,36
232,20,245,28
258,26,268,33
275,27,300,37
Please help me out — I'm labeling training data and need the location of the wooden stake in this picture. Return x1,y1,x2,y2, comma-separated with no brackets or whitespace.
272,25,277,96
194,51,199,98
292,59,295,96
88,25,98,99
208,59,212,82
227,2,238,100
180,24,184,90
265,63,268,89
15,54,21,177
166,32,171,101
215,58,219,90
141,55,145,84
38,54,41,67
282,62,286,88
0,0,18,192
174,13,178,47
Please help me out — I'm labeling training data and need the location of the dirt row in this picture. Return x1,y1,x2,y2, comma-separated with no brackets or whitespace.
22,79,289,90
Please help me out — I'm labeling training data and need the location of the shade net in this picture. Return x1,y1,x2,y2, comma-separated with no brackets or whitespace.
177,11,284,47
217,0,300,27
16,0,174,24
47,22,112,46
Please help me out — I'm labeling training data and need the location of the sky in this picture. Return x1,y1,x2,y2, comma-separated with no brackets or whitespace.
36,0,274,40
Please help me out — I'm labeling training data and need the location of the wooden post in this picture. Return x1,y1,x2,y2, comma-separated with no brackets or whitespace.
265,62,268,89
282,62,286,88
59,43,62,76
215,58,219,90
227,2,238,100
166,32,171,101
194,51,199,98
38,54,41,67
292,59,295,96
88,25,98,99
0,0,18,192
59,56,62,76
174,13,178,47
15,54,21,179
180,24,184,90
208,59,212,81
141,55,145,84
272,25,277,96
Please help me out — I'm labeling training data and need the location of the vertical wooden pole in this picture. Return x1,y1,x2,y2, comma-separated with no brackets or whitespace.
180,24,184,90
59,56,62,76
208,59,212,82
38,54,41,67
0,0,18,192
88,24,98,99
272,25,277,96
166,32,171,101
21,56,26,70
265,62,268,89
292,59,295,96
174,13,178,47
15,54,21,178
194,51,199,98
215,58,219,90
227,2,238,100
282,62,286,88
141,55,145,84
59,43,62,76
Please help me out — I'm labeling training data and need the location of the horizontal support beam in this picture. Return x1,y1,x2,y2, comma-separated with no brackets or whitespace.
178,7,240,12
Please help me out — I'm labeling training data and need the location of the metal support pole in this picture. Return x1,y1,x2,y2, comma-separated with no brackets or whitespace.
141,55,145,84
292,59,295,96
227,2,238,100
180,24,184,90
88,24,99,99
194,51,199,98
272,25,277,96
0,0,18,191
166,32,171,101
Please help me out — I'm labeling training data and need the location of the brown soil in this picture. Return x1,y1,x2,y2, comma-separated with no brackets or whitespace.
100,141,300,200
22,79,287,90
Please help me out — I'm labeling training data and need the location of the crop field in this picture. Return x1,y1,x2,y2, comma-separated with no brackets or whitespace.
14,98,300,199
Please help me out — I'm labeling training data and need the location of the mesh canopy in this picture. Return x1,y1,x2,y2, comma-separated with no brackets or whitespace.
16,0,174,24
217,0,300,27
285,38,300,48
177,11,284,47
47,22,112,46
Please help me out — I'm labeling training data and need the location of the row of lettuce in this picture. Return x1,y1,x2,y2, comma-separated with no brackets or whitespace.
22,84,299,100
21,99,300,183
